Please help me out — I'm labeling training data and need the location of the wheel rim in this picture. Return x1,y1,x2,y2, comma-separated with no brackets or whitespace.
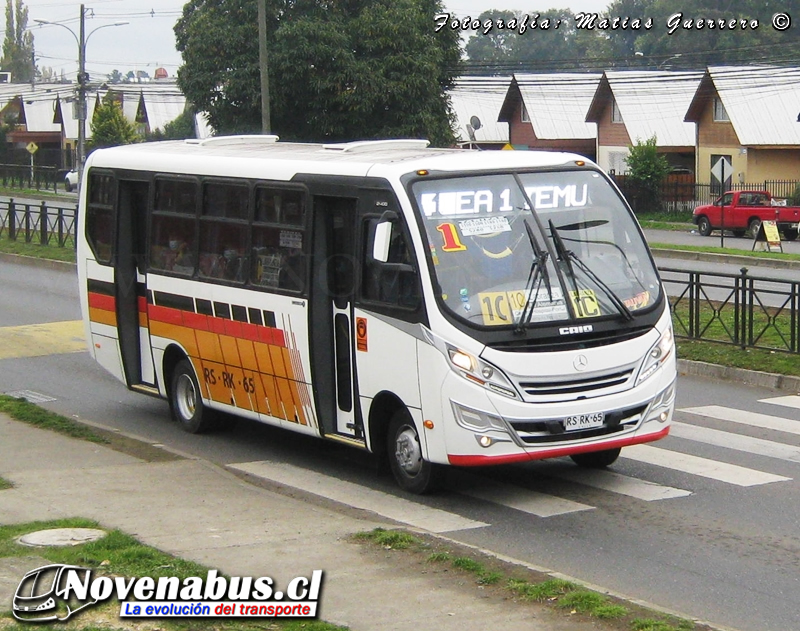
394,425,422,476
175,373,197,421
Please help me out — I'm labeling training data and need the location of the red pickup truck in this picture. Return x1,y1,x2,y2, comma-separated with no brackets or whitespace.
693,190,800,240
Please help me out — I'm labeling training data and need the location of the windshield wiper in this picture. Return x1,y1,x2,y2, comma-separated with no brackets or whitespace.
515,219,551,333
549,220,633,322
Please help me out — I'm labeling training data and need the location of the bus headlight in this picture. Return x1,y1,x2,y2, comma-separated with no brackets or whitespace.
637,325,674,385
646,379,676,423
446,344,519,399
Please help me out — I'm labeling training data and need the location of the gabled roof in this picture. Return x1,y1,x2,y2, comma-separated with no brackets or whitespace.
499,73,600,140
140,91,187,132
586,70,702,147
448,76,510,144
685,65,800,146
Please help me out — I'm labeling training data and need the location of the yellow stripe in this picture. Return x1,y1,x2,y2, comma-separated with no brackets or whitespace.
0,320,86,360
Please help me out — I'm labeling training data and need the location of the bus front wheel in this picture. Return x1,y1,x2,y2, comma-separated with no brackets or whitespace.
170,359,218,433
570,447,621,468
387,411,442,494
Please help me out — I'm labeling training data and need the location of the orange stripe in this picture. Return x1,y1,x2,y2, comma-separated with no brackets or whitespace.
89,306,117,327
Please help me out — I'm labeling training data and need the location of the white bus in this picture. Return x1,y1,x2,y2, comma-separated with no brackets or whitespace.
77,136,675,493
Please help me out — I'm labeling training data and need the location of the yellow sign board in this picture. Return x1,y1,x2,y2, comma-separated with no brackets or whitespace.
26,142,38,154
753,220,783,253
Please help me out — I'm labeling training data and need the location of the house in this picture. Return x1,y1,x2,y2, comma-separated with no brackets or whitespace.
448,76,510,149
585,70,702,175
684,65,800,189
498,73,600,160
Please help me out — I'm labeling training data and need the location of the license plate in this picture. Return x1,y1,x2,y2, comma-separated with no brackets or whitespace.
563,412,605,431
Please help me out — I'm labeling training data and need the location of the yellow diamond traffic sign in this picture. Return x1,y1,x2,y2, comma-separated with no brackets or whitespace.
26,142,38,154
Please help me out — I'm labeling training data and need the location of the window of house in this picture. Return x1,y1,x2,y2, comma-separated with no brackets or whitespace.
520,103,530,123
713,97,730,122
611,98,623,123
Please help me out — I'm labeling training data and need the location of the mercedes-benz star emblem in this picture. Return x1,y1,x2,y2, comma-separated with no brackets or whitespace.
573,355,589,371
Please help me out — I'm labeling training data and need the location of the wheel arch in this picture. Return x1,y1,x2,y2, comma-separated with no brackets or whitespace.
162,343,191,400
366,390,415,457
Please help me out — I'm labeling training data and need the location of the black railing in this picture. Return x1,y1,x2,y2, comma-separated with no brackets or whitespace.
0,163,71,193
661,266,800,354
0,198,77,248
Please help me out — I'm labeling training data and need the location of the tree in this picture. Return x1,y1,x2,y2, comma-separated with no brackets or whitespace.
174,0,460,145
89,93,140,151
147,108,196,141
1,0,34,82
107,69,123,84
624,136,671,212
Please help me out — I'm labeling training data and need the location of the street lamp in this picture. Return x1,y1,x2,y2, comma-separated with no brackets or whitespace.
658,54,682,70
34,5,128,187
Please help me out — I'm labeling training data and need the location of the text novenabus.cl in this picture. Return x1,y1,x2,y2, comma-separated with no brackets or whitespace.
13,564,324,622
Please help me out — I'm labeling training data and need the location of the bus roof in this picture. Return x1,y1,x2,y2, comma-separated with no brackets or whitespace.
85,136,594,182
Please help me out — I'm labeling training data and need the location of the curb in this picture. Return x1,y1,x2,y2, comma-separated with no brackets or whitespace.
652,246,800,271
678,358,800,393
0,251,76,272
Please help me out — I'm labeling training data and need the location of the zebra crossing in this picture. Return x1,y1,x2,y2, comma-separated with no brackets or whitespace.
229,397,800,532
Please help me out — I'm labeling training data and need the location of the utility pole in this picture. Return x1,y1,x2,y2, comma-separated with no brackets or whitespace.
77,3,86,185
257,0,270,133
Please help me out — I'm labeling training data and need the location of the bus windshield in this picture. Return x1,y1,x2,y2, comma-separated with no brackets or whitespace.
411,169,661,329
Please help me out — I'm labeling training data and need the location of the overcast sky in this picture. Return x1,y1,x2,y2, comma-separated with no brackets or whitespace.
25,0,612,81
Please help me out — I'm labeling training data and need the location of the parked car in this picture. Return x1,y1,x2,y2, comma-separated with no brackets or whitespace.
692,190,800,240
64,169,79,192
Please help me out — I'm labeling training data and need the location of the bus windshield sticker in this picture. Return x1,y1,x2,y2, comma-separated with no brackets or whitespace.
458,216,511,236
478,287,568,326
569,289,601,319
624,290,651,311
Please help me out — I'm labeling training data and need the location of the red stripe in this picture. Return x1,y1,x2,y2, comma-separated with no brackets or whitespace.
241,322,260,342
182,311,209,331
447,426,670,467
137,296,148,313
224,320,243,338
148,305,183,326
208,317,226,335
88,292,115,312
271,328,286,347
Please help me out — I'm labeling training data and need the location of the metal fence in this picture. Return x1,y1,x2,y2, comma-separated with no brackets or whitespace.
0,162,72,193
0,198,77,247
660,266,800,354
613,176,800,213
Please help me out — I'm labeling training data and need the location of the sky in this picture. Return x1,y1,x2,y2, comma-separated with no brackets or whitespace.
23,0,612,82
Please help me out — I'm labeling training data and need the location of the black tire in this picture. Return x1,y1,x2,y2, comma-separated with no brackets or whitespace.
732,229,746,238
570,447,621,468
749,217,762,238
170,359,218,433
387,410,443,494
64,181,72,193
783,228,799,241
696,216,712,237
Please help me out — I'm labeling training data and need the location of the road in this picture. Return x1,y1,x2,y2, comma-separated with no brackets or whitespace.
2,260,800,631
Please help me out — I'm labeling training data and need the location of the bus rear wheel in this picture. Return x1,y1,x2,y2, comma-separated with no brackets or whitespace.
570,447,621,468
387,411,442,494
170,359,218,433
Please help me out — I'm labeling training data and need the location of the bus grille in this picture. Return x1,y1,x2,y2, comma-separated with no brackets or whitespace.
516,367,635,403
508,404,646,445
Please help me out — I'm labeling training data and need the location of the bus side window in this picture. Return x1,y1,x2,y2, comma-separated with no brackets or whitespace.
85,173,115,264
362,219,420,309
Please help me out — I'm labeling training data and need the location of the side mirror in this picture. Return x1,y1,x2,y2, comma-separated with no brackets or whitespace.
373,221,392,263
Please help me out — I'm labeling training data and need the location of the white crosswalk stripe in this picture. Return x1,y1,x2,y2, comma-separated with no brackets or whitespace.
621,444,791,486
682,405,800,436
758,395,800,410
228,461,488,533
552,468,692,501
457,476,594,517
671,421,800,463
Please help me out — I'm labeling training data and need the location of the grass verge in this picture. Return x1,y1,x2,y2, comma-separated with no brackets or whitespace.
353,528,709,631
0,518,347,631
0,232,76,262
652,241,800,261
0,395,108,444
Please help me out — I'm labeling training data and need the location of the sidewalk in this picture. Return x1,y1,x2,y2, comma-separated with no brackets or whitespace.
0,412,599,631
